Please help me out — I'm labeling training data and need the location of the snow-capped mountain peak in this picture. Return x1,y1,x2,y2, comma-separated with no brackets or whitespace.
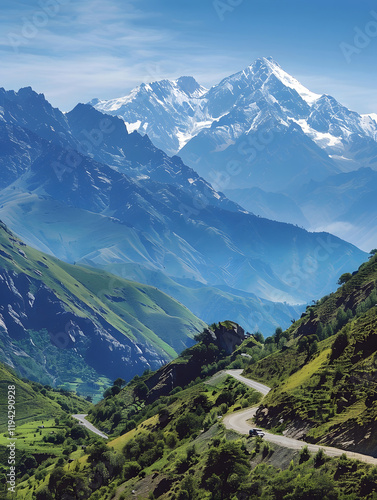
91,57,377,177
253,57,322,105
174,76,208,97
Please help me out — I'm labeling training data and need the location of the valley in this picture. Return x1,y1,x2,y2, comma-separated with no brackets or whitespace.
0,83,367,341
4,276,377,499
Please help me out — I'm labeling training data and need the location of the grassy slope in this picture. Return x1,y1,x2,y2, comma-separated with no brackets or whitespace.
242,254,377,449
16,375,264,500
0,221,206,360
86,321,254,435
100,261,303,336
0,362,91,430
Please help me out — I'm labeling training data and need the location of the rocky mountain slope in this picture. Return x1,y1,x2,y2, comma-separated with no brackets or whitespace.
0,221,205,398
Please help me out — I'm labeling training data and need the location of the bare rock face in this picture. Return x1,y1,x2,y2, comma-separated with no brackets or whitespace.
0,268,164,381
212,321,245,355
145,321,245,403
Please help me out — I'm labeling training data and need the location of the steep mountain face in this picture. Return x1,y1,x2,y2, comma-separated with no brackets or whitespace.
0,222,205,397
65,103,239,213
0,86,75,148
0,86,367,335
90,76,208,156
144,321,246,404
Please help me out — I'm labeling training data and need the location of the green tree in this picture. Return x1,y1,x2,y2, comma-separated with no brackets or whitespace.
253,332,264,344
48,467,65,494
70,424,88,440
204,441,250,498
299,445,310,463
314,448,325,467
194,328,214,344
35,485,52,500
134,381,149,400
309,340,318,356
338,273,352,285
113,377,126,388
176,413,202,439
274,327,283,344
87,441,108,463
124,461,141,479
316,322,325,341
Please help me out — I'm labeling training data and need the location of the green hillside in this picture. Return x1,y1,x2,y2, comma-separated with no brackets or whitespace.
0,360,94,498
0,362,91,430
0,221,206,399
243,253,377,455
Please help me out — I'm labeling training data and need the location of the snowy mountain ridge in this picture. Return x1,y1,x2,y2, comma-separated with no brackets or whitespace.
90,75,210,153
92,57,377,181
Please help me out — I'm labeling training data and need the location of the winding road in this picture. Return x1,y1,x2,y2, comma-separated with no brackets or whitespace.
224,369,377,466
72,414,108,439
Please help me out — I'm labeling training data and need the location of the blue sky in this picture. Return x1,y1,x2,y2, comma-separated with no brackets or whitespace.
0,0,376,112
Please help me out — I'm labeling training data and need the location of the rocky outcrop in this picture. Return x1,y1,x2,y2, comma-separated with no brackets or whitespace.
0,268,165,382
211,321,245,355
144,321,245,403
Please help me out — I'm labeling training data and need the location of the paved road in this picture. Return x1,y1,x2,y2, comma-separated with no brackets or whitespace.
224,370,377,466
225,369,270,396
72,414,108,439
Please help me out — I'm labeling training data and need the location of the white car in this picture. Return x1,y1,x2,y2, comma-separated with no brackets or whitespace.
249,428,265,437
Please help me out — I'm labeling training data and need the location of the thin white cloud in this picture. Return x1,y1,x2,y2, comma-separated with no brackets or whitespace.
0,0,375,114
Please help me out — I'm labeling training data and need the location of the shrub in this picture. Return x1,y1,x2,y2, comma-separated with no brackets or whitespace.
314,448,325,467
166,432,178,448
35,485,52,500
175,413,203,439
123,461,141,479
299,446,310,463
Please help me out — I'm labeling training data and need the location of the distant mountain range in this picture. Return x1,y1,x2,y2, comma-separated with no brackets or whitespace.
0,83,366,342
92,57,377,250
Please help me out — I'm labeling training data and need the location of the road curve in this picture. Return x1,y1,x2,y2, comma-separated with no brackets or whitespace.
224,371,377,466
225,369,270,396
72,414,108,439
